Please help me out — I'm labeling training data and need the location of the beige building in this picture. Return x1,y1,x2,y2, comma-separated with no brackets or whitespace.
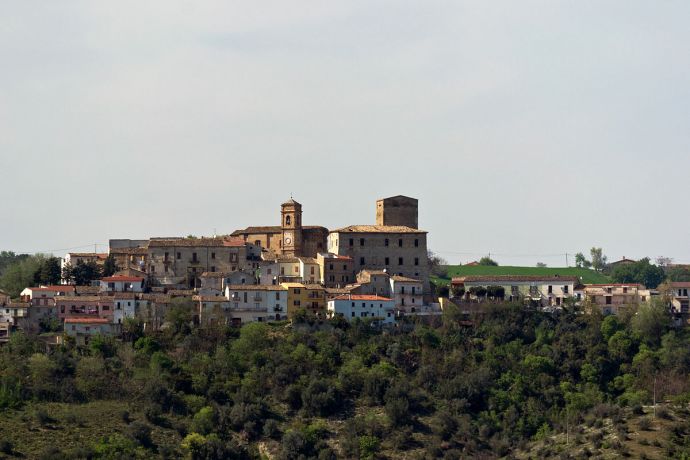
147,237,256,288
583,284,651,315
282,282,326,318
232,199,328,258
451,275,579,308
317,253,354,288
390,275,424,314
328,226,429,296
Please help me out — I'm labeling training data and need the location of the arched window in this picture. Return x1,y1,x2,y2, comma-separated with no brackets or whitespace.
285,215,291,226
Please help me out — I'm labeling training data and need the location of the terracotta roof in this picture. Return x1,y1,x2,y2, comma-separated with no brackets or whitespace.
56,296,111,302
64,317,110,324
332,294,393,301
669,282,690,288
303,284,325,290
8,301,29,308
68,253,108,258
101,276,144,282
361,270,389,276
75,286,101,295
325,288,351,295
453,275,579,283
390,275,421,283
584,283,644,287
168,290,194,296
330,225,427,234
139,294,172,302
231,226,327,236
226,285,286,291
282,198,301,206
28,286,76,293
148,237,245,248
111,292,137,299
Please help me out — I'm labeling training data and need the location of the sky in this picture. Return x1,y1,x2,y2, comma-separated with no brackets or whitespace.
1,1,689,266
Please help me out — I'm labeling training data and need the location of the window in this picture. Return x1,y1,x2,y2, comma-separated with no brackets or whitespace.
329,263,334,270
412,287,416,295
276,292,280,300
165,265,169,273
294,266,299,273
360,238,365,246
414,239,419,247
286,215,291,225
267,268,272,275
548,285,553,294
385,238,389,247
164,252,169,261
401,286,405,294
150,265,155,273
398,239,403,247
385,257,390,265
349,238,354,247
211,252,216,259
176,252,181,260
192,252,198,262
310,266,315,274
211,266,216,272
243,292,247,302
398,257,403,266
623,287,628,294
606,296,612,305
343,264,347,270
414,257,419,266
564,285,569,293
360,257,365,266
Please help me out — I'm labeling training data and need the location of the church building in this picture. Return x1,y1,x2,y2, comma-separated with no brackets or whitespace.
231,199,329,258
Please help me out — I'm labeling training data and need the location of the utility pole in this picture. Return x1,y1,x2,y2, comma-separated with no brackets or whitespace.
565,253,569,267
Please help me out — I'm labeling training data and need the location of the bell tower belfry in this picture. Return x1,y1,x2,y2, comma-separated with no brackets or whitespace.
281,199,303,256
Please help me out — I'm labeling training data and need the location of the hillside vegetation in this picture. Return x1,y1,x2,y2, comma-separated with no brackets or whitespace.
433,265,611,286
1,299,690,459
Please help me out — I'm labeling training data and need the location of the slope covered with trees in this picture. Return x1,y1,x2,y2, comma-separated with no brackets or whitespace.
1,301,690,459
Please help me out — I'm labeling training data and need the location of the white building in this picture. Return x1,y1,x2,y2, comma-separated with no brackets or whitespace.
99,276,145,293
389,275,424,313
224,285,288,322
327,294,396,324
112,293,137,325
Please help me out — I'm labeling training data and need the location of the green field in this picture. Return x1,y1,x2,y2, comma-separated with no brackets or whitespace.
433,265,611,286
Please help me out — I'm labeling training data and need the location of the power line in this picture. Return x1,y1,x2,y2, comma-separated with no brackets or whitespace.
10,242,110,255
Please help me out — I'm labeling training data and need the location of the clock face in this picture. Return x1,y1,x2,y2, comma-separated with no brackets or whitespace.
284,232,293,245
285,237,292,245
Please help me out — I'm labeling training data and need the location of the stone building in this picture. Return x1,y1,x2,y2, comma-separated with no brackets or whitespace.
376,195,418,229
328,225,429,296
146,237,258,289
317,253,354,288
231,199,328,258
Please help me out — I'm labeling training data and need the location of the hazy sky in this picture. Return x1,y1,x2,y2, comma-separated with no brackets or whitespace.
1,1,689,266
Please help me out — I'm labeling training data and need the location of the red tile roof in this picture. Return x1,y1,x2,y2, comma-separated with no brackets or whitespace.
29,286,76,293
64,317,110,324
332,294,393,301
101,276,144,282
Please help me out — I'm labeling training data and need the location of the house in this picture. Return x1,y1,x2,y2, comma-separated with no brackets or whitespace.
608,257,637,269
389,275,424,314
137,294,171,331
61,252,108,277
109,246,148,273
112,293,137,325
327,294,395,325
451,276,579,307
56,296,114,322
0,301,30,325
316,253,354,288
63,317,117,346
583,284,651,315
281,283,326,318
20,286,75,304
99,276,145,293
223,285,288,323
0,289,10,306
299,258,321,284
356,270,392,297
665,282,690,320
194,295,232,326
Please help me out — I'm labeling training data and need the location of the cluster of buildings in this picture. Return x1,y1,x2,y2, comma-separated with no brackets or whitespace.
1,196,438,345
446,274,689,324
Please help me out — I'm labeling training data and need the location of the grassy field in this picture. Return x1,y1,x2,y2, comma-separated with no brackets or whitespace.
433,265,611,286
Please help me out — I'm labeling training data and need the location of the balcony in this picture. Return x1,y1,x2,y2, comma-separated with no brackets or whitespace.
189,259,201,265
68,308,100,316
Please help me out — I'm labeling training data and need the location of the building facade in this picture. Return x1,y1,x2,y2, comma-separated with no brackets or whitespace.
327,295,396,324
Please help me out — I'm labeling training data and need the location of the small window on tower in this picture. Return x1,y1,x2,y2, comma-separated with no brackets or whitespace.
286,215,291,226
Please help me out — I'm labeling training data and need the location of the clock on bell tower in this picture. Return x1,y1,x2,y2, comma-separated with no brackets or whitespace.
281,198,303,256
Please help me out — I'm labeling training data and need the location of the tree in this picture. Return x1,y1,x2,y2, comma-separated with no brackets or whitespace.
632,300,671,347
590,248,607,272
536,262,547,268
427,251,448,277
667,266,690,282
37,257,62,285
0,255,44,297
478,257,498,266
102,255,119,277
575,252,591,269
611,258,666,289
63,260,101,286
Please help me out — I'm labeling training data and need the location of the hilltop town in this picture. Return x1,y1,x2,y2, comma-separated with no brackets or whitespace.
2,196,690,459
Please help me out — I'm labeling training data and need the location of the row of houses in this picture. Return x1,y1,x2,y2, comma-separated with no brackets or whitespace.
448,275,690,319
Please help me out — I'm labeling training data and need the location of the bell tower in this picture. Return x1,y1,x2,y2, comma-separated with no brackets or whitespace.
281,199,303,256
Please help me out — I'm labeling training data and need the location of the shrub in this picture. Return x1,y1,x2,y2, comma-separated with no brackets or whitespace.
34,408,52,427
127,421,153,448
0,440,13,454
638,417,653,431
656,406,671,420
119,410,131,424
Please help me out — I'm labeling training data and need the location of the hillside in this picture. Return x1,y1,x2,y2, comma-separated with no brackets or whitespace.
433,265,611,286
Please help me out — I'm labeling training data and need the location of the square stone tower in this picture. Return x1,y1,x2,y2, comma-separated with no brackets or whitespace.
376,195,418,229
